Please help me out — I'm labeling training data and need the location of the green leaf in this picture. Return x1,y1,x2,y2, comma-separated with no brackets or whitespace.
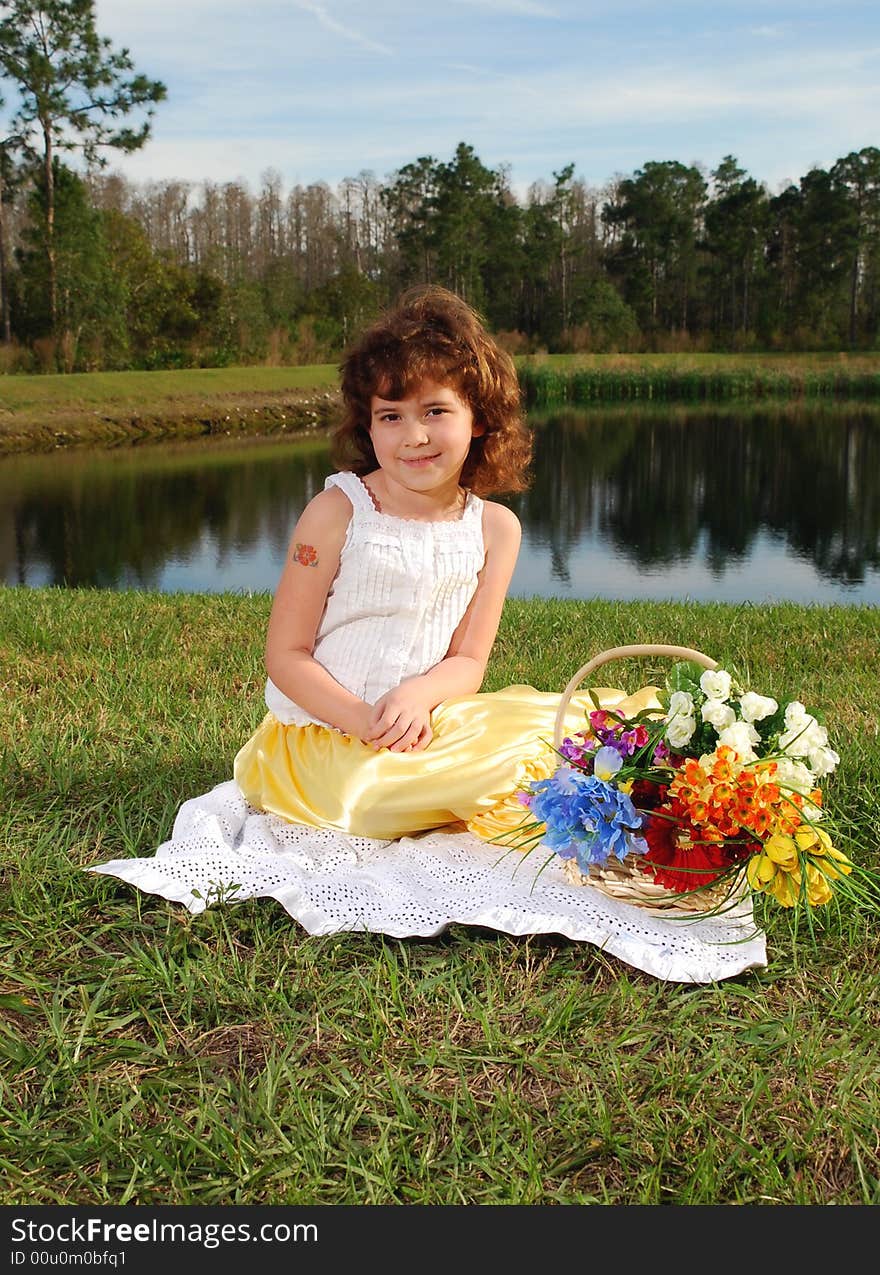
667,660,705,694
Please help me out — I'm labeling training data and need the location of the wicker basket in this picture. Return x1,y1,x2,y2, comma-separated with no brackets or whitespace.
553,644,743,914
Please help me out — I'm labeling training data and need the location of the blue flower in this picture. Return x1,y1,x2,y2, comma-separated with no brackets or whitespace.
526,767,648,871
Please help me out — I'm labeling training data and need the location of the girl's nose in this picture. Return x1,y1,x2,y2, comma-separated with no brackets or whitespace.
403,416,430,443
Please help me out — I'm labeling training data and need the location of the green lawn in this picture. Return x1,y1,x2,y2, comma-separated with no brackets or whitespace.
2,588,879,1204
0,364,341,411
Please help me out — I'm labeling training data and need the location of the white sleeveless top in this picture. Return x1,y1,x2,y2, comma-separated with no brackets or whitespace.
265,470,486,727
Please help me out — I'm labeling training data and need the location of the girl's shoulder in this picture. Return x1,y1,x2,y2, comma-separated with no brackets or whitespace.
295,479,354,534
480,497,522,550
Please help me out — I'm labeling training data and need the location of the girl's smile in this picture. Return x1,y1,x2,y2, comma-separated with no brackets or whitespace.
401,452,441,467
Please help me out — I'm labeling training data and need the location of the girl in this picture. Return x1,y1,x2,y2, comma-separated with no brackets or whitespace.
91,287,766,983
231,283,598,842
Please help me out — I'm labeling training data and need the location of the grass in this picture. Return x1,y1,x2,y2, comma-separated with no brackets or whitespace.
519,354,880,405
0,364,341,410
2,353,879,456
1,588,880,1205
2,355,877,410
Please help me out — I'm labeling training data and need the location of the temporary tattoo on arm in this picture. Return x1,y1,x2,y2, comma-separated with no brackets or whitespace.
292,542,319,567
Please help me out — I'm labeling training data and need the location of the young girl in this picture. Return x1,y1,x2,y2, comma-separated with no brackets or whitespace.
231,284,603,843
91,287,767,983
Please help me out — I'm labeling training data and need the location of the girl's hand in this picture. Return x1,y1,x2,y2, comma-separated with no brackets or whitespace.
364,683,434,753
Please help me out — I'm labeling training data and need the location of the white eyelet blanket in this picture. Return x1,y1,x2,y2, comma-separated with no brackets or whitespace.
89,779,768,984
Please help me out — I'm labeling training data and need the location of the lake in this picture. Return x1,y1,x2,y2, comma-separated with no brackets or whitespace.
2,404,879,605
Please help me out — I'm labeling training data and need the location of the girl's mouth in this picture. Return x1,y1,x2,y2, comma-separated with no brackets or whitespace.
401,454,440,467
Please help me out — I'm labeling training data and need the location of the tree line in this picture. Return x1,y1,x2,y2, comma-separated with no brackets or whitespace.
1,4,878,373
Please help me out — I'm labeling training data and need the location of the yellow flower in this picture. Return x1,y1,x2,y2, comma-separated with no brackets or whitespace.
804,863,833,907
746,826,851,908
747,844,800,906
794,826,852,878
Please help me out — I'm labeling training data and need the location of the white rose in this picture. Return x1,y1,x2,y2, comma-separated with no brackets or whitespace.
783,701,811,730
779,718,826,757
717,720,759,761
668,690,695,719
808,745,840,779
738,691,778,723
701,699,736,731
773,756,816,796
666,716,696,749
699,669,732,701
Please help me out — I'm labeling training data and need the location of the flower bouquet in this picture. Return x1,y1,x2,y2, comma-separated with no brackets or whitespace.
506,645,879,919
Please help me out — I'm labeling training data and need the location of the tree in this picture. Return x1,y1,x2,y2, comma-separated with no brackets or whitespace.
430,142,500,306
0,108,17,342
603,160,707,334
830,147,880,346
0,0,165,333
792,167,853,345
15,157,120,366
703,156,769,340
0,80,27,341
381,154,441,286
764,183,801,340
382,143,519,317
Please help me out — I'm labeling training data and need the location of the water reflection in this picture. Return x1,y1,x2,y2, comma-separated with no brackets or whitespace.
2,406,879,604
518,406,880,600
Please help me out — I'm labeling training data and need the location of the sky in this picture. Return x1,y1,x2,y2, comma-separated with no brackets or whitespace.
77,1,880,197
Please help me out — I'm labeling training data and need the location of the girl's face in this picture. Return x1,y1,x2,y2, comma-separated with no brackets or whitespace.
369,378,483,494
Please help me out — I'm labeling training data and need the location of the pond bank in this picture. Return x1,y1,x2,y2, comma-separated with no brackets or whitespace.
0,386,341,456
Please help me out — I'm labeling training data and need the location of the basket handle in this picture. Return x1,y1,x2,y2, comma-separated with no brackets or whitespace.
553,644,719,749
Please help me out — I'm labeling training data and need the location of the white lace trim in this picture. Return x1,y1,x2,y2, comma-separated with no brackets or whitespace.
329,470,483,529
88,780,768,984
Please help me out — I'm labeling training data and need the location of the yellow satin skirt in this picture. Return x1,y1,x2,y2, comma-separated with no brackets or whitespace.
234,683,662,843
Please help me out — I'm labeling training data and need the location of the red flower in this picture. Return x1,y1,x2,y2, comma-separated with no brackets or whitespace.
638,811,750,893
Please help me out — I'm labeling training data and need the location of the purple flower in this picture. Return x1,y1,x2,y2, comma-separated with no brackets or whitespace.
558,734,595,765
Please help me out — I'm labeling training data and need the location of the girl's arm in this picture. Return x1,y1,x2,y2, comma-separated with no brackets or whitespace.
264,487,373,740
365,501,522,752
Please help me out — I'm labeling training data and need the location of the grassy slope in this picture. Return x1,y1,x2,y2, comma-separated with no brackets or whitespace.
3,353,879,409
0,365,342,454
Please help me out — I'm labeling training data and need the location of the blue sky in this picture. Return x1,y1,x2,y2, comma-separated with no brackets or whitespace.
91,0,879,196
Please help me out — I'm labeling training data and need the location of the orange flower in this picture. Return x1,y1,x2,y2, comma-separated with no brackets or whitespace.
748,807,773,836
683,759,706,786
710,749,737,782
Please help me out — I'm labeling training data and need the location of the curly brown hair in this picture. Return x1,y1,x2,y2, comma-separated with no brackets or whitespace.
332,285,533,496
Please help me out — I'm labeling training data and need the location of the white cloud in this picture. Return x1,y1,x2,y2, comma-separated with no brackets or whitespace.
450,0,561,15
113,137,333,187
293,1,393,55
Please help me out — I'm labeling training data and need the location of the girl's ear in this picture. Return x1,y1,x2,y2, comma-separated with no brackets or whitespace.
471,419,486,437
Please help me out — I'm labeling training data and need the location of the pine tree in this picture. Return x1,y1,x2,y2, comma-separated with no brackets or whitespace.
0,0,165,336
